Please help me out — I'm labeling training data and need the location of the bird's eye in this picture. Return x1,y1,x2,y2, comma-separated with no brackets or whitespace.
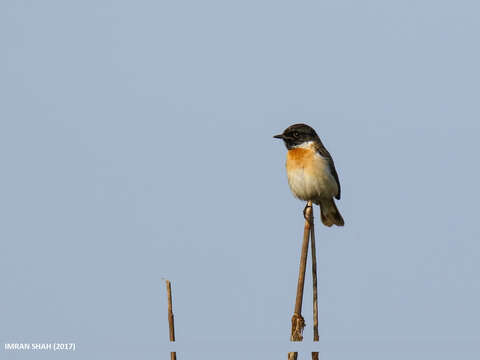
293,131,300,138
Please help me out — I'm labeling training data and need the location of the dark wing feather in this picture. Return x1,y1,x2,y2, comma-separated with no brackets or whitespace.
315,140,341,200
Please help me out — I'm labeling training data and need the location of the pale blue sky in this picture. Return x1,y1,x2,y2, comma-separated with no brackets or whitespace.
1,1,480,359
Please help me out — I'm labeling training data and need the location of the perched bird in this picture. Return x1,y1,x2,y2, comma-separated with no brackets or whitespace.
274,123,344,227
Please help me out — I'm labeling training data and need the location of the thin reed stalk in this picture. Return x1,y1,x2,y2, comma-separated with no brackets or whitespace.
288,201,313,360
166,280,177,360
310,215,319,360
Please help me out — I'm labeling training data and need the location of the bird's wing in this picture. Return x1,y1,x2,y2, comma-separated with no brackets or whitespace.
315,141,341,200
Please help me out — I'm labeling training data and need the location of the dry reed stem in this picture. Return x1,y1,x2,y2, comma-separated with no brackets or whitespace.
166,280,177,360
310,216,319,360
288,201,313,360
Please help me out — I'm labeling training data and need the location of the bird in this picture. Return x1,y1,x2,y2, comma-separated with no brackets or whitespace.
274,123,344,227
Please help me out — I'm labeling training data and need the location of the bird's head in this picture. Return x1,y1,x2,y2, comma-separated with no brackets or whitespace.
273,123,319,150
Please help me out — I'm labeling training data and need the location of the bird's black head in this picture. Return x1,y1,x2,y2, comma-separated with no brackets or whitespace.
273,123,319,149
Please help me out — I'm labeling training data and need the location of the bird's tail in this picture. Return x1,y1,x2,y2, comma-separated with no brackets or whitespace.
319,198,344,227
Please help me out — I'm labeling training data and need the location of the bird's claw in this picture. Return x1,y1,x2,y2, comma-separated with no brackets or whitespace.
303,203,313,222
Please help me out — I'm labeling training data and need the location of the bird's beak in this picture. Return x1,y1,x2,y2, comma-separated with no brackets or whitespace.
273,134,284,139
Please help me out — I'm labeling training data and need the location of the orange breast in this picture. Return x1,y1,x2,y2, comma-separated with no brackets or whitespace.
286,147,316,173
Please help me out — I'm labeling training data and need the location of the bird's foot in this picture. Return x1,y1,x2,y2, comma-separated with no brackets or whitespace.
303,203,313,222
